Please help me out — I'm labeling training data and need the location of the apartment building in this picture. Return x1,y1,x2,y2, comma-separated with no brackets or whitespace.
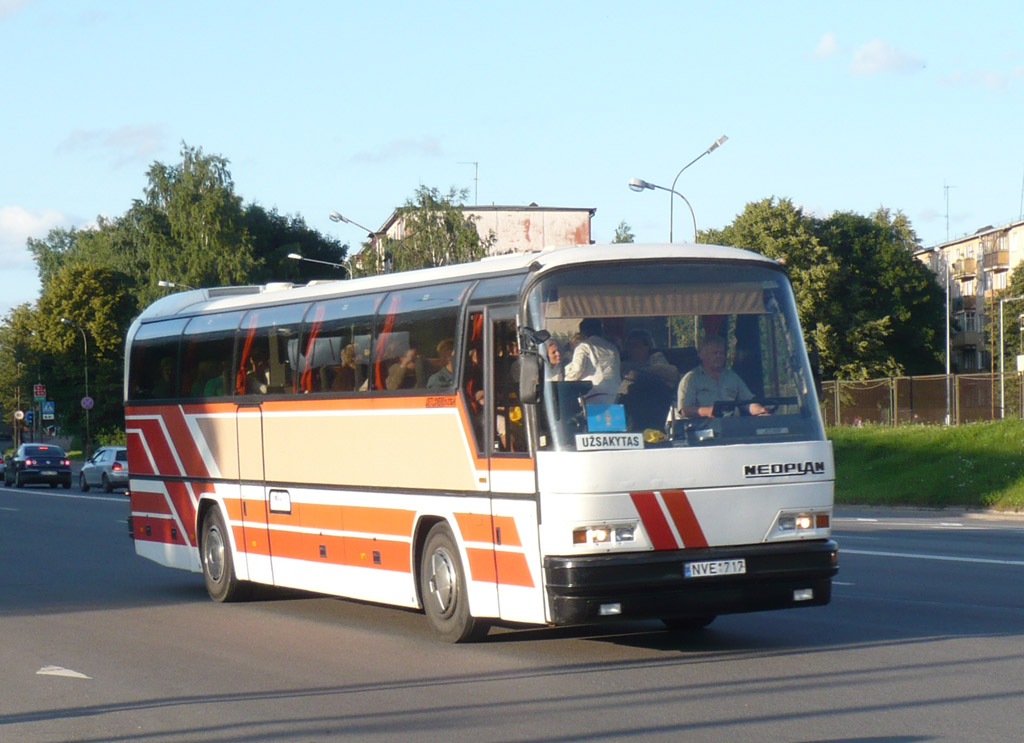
917,219,1024,371
379,204,596,255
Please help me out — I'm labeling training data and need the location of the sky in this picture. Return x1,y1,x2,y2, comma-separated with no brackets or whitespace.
2,0,1023,317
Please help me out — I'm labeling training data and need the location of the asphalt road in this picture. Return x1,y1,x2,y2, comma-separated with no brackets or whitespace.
2,485,1023,742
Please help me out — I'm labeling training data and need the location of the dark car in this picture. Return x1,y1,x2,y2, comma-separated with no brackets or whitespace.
4,444,72,489
79,446,129,493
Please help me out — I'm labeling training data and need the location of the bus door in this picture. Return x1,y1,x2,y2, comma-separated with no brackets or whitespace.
236,402,274,585
484,307,543,622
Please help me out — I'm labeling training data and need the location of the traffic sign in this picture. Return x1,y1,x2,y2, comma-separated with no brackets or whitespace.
13,410,24,421
33,384,46,402
81,396,94,410
42,401,55,421
25,410,34,424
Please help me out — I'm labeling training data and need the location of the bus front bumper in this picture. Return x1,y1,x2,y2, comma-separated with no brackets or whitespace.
544,539,838,626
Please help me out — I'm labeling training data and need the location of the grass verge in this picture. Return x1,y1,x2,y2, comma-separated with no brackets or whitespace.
830,419,1024,512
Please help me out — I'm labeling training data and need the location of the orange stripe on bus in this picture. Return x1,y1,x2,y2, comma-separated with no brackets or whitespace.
495,551,535,587
455,512,493,544
343,506,415,537
130,490,172,515
491,516,523,547
465,547,497,583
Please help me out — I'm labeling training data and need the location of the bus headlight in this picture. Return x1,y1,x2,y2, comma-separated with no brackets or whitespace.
769,510,830,541
573,522,638,546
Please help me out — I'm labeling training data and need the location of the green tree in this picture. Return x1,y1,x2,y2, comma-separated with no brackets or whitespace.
385,186,495,272
243,205,348,284
34,264,136,449
703,198,944,379
612,220,635,243
26,227,81,286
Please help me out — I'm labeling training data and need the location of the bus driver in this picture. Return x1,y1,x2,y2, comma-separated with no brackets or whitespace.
677,335,767,418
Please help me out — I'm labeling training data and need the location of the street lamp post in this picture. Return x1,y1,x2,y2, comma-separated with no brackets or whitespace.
157,280,196,290
628,178,698,242
998,294,1024,418
629,135,728,242
329,211,379,274
61,318,90,457
287,252,352,278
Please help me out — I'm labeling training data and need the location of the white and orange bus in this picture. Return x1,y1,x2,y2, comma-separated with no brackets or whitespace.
125,243,837,641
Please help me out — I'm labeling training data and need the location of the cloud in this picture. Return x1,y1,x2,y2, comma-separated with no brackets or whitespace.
0,0,32,19
940,65,1024,92
57,124,165,168
0,205,70,268
349,136,445,164
813,32,839,59
850,39,925,76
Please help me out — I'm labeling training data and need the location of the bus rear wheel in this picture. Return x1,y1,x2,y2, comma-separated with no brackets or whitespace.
420,523,488,643
201,508,249,603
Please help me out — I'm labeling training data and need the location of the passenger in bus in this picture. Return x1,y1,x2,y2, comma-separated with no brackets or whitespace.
621,330,678,383
330,344,359,391
677,335,767,418
386,346,425,390
152,357,176,398
245,346,271,395
564,318,621,403
427,339,456,389
617,330,679,430
544,338,566,381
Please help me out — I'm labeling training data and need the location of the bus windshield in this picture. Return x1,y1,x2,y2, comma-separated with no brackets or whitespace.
525,260,824,451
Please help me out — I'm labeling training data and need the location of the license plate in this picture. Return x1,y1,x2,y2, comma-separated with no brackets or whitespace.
684,558,746,578
41,470,57,476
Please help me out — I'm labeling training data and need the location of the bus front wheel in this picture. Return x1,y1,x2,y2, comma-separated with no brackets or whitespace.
420,523,488,643
201,508,249,603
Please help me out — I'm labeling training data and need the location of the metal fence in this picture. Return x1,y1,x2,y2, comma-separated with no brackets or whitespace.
821,373,1024,426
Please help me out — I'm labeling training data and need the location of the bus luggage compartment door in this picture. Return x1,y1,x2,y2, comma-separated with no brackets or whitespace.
236,403,274,585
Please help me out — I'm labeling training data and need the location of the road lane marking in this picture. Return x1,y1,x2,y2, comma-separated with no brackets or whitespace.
37,666,91,680
844,548,1024,567
0,506,18,511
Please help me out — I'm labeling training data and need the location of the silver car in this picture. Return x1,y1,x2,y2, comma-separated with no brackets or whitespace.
79,446,129,493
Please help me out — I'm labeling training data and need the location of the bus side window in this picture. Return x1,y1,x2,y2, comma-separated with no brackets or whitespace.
182,312,244,400
128,318,187,400
491,318,524,453
301,296,377,394
373,283,470,393
462,311,485,455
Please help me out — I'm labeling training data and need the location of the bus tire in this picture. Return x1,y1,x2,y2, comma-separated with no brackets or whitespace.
420,523,488,643
201,507,249,603
662,615,716,632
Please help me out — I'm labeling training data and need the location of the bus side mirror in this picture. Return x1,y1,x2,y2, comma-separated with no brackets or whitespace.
519,350,542,404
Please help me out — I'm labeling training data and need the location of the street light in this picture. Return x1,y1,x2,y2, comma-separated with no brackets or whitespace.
329,210,380,274
628,178,698,242
998,293,1024,418
287,252,352,278
157,280,196,290
60,317,90,457
630,134,728,242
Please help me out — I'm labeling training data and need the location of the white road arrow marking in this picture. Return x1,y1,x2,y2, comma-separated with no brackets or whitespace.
37,666,91,679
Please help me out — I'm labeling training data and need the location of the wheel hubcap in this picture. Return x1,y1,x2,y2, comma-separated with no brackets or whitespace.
428,549,457,616
204,526,225,583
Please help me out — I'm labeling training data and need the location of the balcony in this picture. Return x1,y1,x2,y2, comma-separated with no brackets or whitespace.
982,250,1009,271
953,257,977,278
952,330,984,348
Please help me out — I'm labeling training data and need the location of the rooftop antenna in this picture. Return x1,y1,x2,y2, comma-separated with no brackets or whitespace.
1019,167,1023,221
459,161,479,205
944,183,956,241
